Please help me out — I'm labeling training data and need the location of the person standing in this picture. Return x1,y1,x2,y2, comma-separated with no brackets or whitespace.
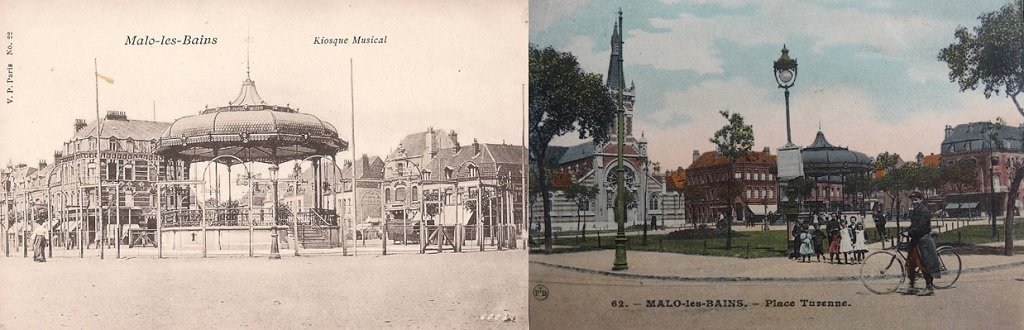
874,210,887,241
799,225,813,262
904,191,940,296
839,218,854,264
853,221,867,263
32,219,48,262
811,224,826,262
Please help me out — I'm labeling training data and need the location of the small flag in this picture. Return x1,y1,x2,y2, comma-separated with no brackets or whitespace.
96,72,114,84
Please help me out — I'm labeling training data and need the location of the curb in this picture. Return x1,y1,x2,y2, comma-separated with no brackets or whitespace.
530,258,1024,283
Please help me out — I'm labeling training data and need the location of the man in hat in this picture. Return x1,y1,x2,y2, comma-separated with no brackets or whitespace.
903,191,940,296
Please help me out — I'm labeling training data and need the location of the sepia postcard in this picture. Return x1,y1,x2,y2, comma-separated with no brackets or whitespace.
528,0,1024,329
0,0,528,328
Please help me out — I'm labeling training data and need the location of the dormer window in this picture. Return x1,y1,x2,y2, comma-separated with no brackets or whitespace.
444,167,454,180
468,164,479,177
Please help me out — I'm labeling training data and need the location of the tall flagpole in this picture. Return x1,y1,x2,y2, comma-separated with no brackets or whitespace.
94,58,104,260
350,58,358,256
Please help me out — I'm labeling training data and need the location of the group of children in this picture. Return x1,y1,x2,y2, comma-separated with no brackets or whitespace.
795,214,868,264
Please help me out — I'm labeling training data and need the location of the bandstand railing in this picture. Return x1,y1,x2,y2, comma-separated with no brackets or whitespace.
161,207,275,228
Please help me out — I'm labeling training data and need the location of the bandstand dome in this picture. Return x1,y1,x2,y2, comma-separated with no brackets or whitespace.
156,75,347,164
800,131,873,183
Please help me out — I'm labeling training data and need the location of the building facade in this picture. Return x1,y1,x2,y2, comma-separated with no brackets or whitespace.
939,122,1024,217
685,148,777,224
3,110,186,249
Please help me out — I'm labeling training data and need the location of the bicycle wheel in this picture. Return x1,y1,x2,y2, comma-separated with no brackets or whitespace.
933,246,962,289
860,251,905,294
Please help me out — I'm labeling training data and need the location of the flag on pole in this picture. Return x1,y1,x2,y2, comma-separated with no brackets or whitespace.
96,72,114,84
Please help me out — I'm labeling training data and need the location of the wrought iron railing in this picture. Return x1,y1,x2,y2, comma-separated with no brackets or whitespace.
161,207,275,228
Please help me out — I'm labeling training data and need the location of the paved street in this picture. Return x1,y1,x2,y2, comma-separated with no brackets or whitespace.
529,250,1024,329
0,250,527,329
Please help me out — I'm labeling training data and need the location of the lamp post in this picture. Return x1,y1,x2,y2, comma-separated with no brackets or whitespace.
612,10,628,271
773,45,798,146
774,45,798,254
268,164,281,259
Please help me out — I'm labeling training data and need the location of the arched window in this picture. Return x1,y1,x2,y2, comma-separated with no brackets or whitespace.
648,194,659,210
395,187,406,201
385,188,391,202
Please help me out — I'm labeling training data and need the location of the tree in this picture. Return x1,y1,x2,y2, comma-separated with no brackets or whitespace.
843,173,873,214
529,45,617,254
563,180,598,242
938,2,1024,118
873,152,904,230
424,190,439,218
941,158,980,193
787,176,816,209
939,2,1024,254
710,110,755,249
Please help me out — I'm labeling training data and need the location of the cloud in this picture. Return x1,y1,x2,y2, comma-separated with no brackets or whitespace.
564,35,609,76
635,74,1014,170
530,0,590,31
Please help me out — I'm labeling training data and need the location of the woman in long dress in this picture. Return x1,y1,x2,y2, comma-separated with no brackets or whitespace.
839,218,854,264
32,220,48,262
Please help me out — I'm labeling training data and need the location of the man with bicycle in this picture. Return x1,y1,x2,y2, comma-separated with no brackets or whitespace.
902,191,941,296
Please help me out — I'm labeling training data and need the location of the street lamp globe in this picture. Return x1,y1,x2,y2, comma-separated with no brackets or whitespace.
773,45,798,89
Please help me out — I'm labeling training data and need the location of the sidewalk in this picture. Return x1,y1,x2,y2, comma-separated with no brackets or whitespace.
530,247,1024,282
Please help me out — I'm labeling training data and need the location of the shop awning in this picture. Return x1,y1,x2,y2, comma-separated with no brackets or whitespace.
748,205,778,216
944,203,961,210
960,202,979,209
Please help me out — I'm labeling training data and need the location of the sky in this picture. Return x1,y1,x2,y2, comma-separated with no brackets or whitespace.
531,0,1018,171
0,0,528,176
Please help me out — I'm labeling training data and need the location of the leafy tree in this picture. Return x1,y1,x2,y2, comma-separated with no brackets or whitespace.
843,173,874,212
423,190,440,221
939,2,1023,254
529,45,617,254
787,176,815,207
563,180,598,241
941,158,980,193
463,188,495,225
938,2,1024,118
710,110,754,249
873,152,904,229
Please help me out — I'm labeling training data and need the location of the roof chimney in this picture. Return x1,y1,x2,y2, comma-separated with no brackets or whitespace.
105,110,128,121
449,130,460,152
425,127,435,158
692,149,700,163
53,151,63,164
916,152,924,164
38,159,47,169
762,146,771,154
473,138,480,155
74,119,87,133
945,125,952,137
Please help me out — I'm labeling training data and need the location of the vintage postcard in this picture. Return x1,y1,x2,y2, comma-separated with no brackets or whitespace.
0,0,528,328
529,1,1024,329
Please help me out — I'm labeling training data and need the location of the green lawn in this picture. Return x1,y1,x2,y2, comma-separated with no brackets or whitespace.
541,222,1024,258
549,230,790,258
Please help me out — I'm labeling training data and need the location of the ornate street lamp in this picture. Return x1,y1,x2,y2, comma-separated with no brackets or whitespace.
773,45,799,146
774,44,799,257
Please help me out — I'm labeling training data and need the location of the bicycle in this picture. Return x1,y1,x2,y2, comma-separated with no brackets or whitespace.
859,232,962,294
